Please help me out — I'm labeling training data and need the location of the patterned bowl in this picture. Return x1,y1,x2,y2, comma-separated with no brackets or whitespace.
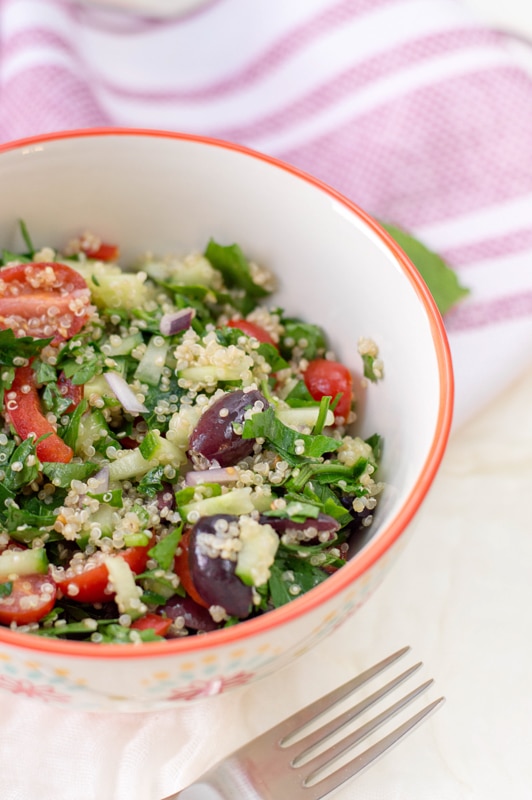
0,129,453,711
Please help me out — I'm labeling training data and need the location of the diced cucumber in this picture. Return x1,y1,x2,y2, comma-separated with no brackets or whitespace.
75,409,113,456
235,518,279,587
0,547,49,579
71,261,154,311
83,375,120,405
89,504,117,537
139,431,187,468
103,556,145,619
276,407,335,430
104,332,143,357
108,449,157,482
135,336,169,387
179,487,272,520
142,254,220,289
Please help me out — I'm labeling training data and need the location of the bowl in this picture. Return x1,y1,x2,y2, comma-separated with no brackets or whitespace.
0,128,453,711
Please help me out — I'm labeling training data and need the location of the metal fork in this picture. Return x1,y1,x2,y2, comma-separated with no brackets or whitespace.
164,646,444,800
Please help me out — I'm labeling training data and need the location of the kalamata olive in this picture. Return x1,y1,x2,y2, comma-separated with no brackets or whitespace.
188,389,268,468
162,595,220,633
261,512,340,543
188,514,252,618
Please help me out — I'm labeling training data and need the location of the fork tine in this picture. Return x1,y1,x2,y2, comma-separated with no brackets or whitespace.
288,662,423,761
295,679,433,774
301,697,445,800
277,646,410,746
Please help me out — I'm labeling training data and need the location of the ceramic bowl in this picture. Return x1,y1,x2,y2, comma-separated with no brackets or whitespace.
0,129,453,711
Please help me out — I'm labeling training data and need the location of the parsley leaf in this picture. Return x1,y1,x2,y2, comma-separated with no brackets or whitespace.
242,406,340,461
148,525,183,571
0,329,52,365
381,223,469,315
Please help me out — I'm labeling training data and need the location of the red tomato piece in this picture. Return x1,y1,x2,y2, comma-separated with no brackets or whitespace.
303,358,354,423
131,613,172,637
0,573,57,626
55,544,151,604
6,366,74,463
57,372,84,413
80,241,119,262
227,319,278,348
174,530,210,609
0,262,91,342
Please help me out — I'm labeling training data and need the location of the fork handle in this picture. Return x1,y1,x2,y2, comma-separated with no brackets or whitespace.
163,756,269,800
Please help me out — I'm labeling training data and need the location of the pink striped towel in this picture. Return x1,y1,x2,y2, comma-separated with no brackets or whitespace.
0,1,531,798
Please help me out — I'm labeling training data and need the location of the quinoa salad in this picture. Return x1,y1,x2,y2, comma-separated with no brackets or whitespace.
0,224,384,644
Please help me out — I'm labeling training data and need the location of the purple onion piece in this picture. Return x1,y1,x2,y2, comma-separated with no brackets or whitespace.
188,389,268,468
104,371,148,415
185,467,239,487
159,308,195,336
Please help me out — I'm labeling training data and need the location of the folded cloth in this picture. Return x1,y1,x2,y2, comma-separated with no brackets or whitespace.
0,1,531,798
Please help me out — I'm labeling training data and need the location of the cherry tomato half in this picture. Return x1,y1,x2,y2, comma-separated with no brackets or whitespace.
174,530,210,609
303,358,353,423
6,366,74,463
0,262,91,342
0,573,57,626
227,319,278,348
55,544,151,604
131,613,172,637
79,240,119,262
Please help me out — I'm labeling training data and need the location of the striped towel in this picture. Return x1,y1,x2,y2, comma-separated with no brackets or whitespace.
2,0,532,427
0,2,531,797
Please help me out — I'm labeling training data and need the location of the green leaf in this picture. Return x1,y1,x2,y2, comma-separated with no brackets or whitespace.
42,461,99,488
381,223,469,315
0,582,13,598
19,219,35,255
268,553,329,608
204,240,269,313
148,525,183,571
62,399,88,449
279,319,327,360
0,329,53,366
137,465,166,498
242,406,340,460
3,437,41,492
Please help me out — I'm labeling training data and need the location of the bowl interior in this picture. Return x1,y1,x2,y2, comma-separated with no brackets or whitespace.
0,129,452,643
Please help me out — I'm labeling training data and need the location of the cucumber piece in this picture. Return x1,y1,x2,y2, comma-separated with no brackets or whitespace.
108,449,157,482
179,487,272,520
75,409,114,456
235,517,279,587
142,254,220,289
71,261,154,311
135,336,169,387
179,365,248,383
104,332,143,357
104,556,145,619
83,375,120,405
276,407,335,430
0,547,48,579
139,431,187,467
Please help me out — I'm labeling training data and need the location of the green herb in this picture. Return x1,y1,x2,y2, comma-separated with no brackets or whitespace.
148,525,183,571
41,461,99,488
361,353,381,383
19,218,35,255
381,223,469,315
284,379,318,408
137,466,166,498
3,438,41,492
257,342,288,372
204,240,269,314
280,320,327,360
312,396,331,435
268,553,330,608
242,406,341,461
33,361,57,384
0,329,53,365
42,382,75,418
0,582,13,598
62,399,88,449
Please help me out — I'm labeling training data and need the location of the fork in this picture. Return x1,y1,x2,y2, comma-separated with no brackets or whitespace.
164,646,444,800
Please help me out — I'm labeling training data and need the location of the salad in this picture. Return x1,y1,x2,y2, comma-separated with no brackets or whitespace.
0,224,384,644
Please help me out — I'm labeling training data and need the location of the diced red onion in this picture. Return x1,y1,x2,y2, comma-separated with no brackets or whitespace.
91,465,110,494
104,371,148,415
159,308,195,336
185,467,239,486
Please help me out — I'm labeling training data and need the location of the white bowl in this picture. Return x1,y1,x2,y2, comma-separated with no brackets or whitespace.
0,129,453,711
